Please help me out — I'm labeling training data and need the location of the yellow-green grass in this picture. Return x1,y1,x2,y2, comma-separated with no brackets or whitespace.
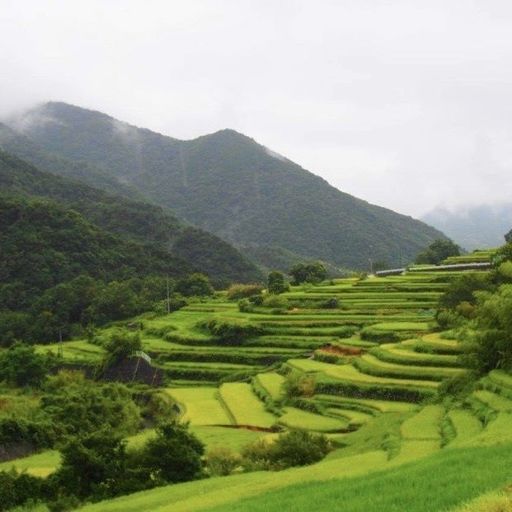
488,370,512,390
472,390,512,412
0,450,60,477
255,373,285,402
447,409,483,448
77,450,390,512
314,394,416,413
400,405,444,440
465,413,512,447
278,407,348,432
78,443,512,512
324,407,373,427
191,426,276,452
34,340,104,362
355,354,465,381
393,439,441,463
371,342,461,367
415,333,464,354
165,387,231,425
287,359,439,389
219,383,276,428
449,490,512,511
369,321,431,331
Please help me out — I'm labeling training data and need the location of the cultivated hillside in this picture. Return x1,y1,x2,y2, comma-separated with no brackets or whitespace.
7,102,446,269
0,150,262,286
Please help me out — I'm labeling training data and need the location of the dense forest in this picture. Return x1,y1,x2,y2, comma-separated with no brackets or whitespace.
5,102,445,269
0,150,262,286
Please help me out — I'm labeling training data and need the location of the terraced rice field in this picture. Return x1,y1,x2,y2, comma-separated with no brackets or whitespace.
12,258,512,512
218,383,276,428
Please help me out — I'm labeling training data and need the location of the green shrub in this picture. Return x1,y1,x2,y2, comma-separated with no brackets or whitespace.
283,371,316,399
263,295,290,311
242,430,330,471
206,447,241,476
226,283,264,300
267,271,289,295
0,343,49,388
238,299,254,313
360,327,400,343
204,319,262,344
0,469,45,512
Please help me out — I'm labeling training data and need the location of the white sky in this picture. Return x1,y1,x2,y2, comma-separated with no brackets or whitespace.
1,0,512,216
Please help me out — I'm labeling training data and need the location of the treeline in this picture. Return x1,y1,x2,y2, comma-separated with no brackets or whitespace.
436,240,512,375
0,195,215,345
0,149,263,287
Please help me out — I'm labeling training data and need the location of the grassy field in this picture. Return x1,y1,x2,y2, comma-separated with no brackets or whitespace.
218,383,276,428
14,265,512,511
0,450,60,477
165,387,231,425
76,443,512,512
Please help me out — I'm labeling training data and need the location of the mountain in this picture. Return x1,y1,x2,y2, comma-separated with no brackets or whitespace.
0,150,262,286
422,204,512,251
6,102,446,269
0,194,193,307
0,121,140,199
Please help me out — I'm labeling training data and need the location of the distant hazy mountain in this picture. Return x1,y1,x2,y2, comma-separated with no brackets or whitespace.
6,102,446,269
422,205,512,251
0,150,262,286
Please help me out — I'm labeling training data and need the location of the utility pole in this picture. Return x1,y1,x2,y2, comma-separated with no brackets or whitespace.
369,258,374,275
58,329,63,358
166,276,171,315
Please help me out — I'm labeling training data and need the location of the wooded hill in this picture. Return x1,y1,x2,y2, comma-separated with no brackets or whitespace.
5,102,446,269
0,150,262,286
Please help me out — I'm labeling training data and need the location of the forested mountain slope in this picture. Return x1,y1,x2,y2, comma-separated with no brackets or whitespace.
0,150,262,285
7,102,446,269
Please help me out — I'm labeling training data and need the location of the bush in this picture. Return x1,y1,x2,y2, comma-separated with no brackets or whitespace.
136,422,204,484
238,299,254,313
360,327,400,343
242,430,330,471
0,469,45,512
175,273,213,297
204,319,262,344
320,298,339,309
415,239,461,265
263,295,290,311
226,283,264,300
0,343,48,388
283,371,316,399
289,262,327,285
267,272,289,295
206,447,241,476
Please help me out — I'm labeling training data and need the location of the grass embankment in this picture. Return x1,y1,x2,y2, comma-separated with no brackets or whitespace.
76,443,512,512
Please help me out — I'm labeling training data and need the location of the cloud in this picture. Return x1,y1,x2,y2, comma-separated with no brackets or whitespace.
1,0,512,216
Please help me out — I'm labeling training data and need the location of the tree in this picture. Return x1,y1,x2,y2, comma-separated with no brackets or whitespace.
439,273,492,310
103,329,142,368
41,378,141,438
466,284,512,373
0,342,48,387
289,262,327,285
50,430,128,500
242,430,330,471
415,239,460,265
267,271,288,294
137,422,204,484
175,273,214,297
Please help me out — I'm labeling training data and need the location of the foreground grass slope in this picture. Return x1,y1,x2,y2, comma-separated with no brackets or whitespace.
77,443,512,512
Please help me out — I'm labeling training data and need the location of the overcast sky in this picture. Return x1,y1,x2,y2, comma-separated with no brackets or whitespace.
1,0,512,217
